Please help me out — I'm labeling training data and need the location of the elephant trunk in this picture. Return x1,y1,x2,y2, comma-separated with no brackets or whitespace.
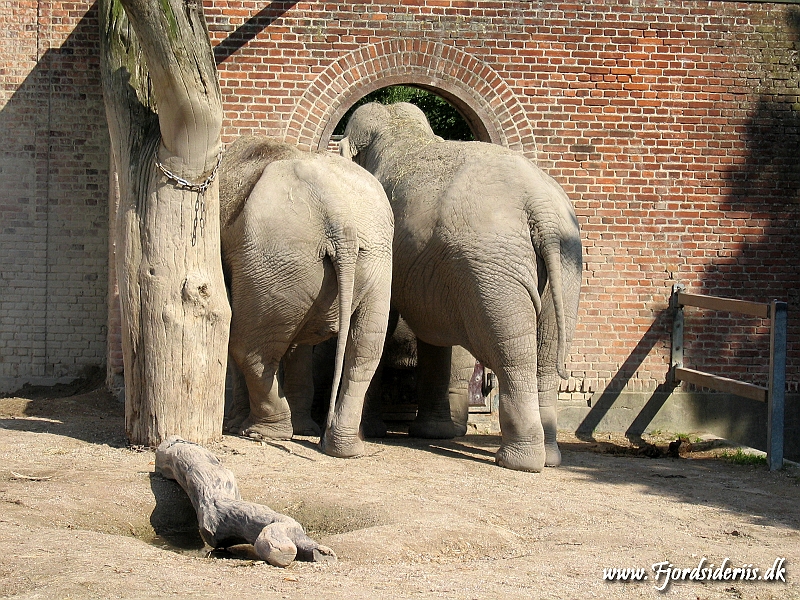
325,223,359,431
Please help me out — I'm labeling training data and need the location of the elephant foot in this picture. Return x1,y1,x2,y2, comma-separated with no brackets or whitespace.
408,417,457,439
545,442,562,467
291,415,322,437
320,427,364,458
223,412,248,434
240,414,293,441
452,422,468,437
495,441,546,472
360,415,387,438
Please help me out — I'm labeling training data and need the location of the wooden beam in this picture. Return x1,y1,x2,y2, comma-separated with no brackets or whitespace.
676,292,769,318
673,367,768,403
768,300,788,471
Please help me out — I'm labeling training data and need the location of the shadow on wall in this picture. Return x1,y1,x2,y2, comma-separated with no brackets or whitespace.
686,7,800,455
575,9,800,459
693,6,800,381
212,0,299,64
0,2,109,391
574,312,676,442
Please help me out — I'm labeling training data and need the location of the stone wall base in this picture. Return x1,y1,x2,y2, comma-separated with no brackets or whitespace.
557,390,799,462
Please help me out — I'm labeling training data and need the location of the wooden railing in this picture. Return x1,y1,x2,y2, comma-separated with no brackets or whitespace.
670,283,787,471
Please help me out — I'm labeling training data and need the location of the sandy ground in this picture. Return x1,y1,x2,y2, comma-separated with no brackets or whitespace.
1,387,799,600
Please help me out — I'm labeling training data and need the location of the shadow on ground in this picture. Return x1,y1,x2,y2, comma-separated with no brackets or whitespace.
0,375,127,447
375,431,800,533
2,387,798,535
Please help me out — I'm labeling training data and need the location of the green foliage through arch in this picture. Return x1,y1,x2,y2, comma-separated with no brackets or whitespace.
334,86,475,141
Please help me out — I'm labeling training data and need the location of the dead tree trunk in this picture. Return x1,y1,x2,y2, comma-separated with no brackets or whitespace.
156,436,336,567
99,0,231,445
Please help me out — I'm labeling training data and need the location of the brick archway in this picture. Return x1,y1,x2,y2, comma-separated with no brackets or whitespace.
285,39,537,159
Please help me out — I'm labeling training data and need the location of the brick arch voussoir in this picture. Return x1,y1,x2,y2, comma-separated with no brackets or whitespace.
286,40,537,160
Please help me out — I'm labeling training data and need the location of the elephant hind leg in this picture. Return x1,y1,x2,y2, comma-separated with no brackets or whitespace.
230,347,293,441
321,286,390,458
360,360,388,438
538,286,568,467
538,385,561,467
409,341,458,439
493,362,546,472
319,335,371,458
240,373,294,441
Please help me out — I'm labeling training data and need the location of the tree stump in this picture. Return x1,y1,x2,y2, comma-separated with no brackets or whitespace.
100,0,231,447
155,436,336,567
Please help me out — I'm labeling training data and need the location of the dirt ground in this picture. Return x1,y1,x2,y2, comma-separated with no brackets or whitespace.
1,386,799,600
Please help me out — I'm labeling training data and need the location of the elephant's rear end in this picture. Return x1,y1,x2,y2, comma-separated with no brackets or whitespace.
310,154,394,458
218,138,393,457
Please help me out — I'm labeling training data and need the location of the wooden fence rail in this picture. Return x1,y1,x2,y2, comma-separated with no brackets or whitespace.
670,283,787,471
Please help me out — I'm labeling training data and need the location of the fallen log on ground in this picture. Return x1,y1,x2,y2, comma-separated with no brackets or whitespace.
155,436,336,567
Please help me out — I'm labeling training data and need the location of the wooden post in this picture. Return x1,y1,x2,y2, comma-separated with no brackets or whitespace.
669,283,685,386
99,0,231,446
155,436,336,567
768,300,787,471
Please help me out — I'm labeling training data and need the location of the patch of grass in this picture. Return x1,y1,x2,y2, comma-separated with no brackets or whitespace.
678,434,704,444
720,449,768,467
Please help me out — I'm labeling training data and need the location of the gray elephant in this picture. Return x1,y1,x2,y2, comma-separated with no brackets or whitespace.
340,102,582,472
308,312,485,438
361,313,487,438
219,135,394,458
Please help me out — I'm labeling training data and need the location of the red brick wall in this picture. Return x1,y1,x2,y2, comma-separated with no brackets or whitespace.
3,0,799,404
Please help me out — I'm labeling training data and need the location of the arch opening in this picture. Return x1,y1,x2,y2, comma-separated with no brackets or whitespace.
316,74,504,153
331,85,478,142
286,39,536,159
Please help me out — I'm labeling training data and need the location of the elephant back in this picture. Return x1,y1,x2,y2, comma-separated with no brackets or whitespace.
219,136,302,234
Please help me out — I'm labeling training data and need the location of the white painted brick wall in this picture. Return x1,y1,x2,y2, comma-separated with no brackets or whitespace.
0,1,109,394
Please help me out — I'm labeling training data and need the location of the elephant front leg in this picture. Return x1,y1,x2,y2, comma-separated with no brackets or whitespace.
223,360,251,434
448,345,477,437
409,341,457,439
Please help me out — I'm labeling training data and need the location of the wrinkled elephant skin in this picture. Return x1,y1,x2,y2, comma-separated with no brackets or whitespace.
219,136,393,459
341,103,582,472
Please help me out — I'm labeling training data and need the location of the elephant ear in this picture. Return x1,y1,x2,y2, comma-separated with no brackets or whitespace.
339,136,355,161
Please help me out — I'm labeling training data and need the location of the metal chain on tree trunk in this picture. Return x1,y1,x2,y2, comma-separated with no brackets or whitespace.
155,149,224,246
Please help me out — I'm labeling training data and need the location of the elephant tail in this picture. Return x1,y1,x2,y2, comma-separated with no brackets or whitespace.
519,237,568,380
544,241,570,381
526,185,582,381
325,223,359,431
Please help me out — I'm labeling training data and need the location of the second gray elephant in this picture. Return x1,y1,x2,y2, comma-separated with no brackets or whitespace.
341,102,582,472
310,313,485,438
219,136,393,458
